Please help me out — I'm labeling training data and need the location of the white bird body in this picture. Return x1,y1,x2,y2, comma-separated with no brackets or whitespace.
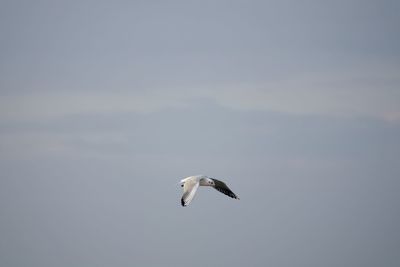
179,175,239,206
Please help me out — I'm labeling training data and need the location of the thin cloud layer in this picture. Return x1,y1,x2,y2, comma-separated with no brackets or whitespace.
1,67,399,121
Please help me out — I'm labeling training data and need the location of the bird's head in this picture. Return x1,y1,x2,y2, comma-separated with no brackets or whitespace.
205,177,215,186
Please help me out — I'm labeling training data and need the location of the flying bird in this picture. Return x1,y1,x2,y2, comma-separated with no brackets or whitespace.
179,175,239,206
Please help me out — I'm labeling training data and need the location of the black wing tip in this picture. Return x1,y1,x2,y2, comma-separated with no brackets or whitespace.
214,186,240,200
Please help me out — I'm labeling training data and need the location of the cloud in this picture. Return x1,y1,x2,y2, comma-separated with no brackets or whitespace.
204,65,400,119
1,65,399,122
0,90,188,121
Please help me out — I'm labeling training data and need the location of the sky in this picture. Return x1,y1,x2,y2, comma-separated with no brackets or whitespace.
0,0,400,266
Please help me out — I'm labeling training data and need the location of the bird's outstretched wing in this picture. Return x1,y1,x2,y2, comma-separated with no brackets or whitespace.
181,179,200,206
211,178,240,200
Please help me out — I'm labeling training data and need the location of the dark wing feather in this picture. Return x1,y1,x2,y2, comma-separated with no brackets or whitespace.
211,178,239,199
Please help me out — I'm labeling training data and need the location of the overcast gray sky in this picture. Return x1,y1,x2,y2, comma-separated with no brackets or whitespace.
1,1,400,266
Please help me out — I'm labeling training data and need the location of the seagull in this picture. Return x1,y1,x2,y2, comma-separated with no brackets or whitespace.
179,175,240,206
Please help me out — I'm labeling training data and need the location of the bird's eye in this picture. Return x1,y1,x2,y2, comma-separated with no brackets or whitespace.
181,184,184,187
